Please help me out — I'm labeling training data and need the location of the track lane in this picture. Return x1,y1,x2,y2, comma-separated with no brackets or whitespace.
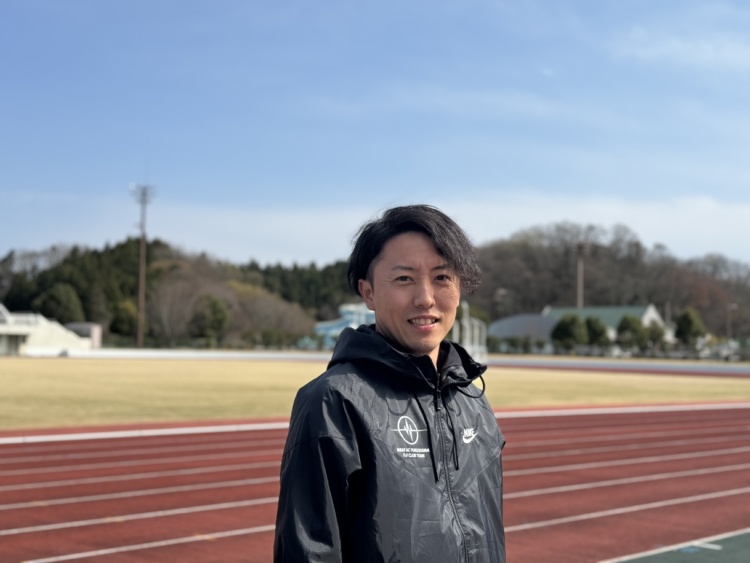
1,404,749,563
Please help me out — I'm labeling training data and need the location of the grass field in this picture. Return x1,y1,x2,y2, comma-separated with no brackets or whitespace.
2,357,750,430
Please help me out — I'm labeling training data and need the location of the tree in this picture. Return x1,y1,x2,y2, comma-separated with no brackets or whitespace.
472,221,750,342
675,307,707,347
0,251,14,301
189,294,230,346
646,321,666,351
228,280,315,348
31,282,85,324
148,270,202,345
246,259,351,321
110,299,138,337
585,316,611,347
551,314,587,352
3,273,38,311
616,315,647,352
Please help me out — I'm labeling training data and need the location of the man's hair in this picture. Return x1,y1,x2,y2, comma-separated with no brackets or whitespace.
347,204,481,296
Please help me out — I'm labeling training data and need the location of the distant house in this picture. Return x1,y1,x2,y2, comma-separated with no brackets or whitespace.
314,303,376,350
542,304,671,343
0,303,101,356
486,313,558,344
489,304,673,348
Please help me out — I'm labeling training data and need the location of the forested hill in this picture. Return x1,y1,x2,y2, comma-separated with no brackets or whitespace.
473,223,749,339
0,239,351,347
1,222,748,345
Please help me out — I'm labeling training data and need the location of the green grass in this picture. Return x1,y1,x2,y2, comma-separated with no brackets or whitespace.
1,357,749,430
0,358,325,430
483,368,750,407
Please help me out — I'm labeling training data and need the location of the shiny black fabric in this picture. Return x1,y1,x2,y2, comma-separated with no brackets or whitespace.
274,325,505,563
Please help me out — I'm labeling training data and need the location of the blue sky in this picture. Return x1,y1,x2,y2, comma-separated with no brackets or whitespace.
2,0,750,266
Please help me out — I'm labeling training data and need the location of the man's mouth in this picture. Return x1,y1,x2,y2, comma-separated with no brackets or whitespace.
409,318,438,326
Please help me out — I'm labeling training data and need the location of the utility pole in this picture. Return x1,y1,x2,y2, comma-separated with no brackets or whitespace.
576,242,585,308
130,184,154,348
727,303,738,341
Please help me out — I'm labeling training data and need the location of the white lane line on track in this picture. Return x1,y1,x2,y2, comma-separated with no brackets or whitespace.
3,403,748,445
512,424,750,449
506,445,750,476
0,497,279,536
696,542,723,550
510,434,746,461
5,441,749,485
0,438,284,465
0,461,280,492
498,402,750,419
0,422,290,445
506,486,750,532
0,449,283,477
3,431,284,455
0,476,280,511
13,460,744,512
21,525,277,562
506,462,750,499
7,432,743,476
598,527,750,562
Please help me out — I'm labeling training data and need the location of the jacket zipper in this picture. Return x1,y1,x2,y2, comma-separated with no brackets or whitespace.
435,395,470,562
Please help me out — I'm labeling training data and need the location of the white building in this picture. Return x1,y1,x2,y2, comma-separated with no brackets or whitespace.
314,303,376,349
0,303,100,356
0,304,34,356
488,304,674,348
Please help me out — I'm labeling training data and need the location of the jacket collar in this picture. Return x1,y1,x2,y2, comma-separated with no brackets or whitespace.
329,324,485,388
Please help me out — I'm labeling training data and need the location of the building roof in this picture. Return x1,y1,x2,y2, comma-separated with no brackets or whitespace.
542,305,653,328
0,304,35,335
488,314,557,341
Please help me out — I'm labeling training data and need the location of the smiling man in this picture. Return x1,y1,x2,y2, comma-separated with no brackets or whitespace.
274,205,506,563
358,230,458,366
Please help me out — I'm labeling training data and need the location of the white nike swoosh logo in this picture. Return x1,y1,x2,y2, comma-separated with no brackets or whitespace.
462,433,478,444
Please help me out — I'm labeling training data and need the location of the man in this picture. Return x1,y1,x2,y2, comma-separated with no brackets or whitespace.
274,204,505,563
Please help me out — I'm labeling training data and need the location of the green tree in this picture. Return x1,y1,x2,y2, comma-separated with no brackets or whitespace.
110,299,138,337
646,321,666,351
617,315,647,352
31,282,85,324
551,314,587,352
3,273,38,311
189,295,230,346
0,251,14,300
674,307,707,347
585,316,611,347
247,259,351,321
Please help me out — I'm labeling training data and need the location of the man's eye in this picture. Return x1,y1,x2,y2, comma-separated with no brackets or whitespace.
395,276,411,282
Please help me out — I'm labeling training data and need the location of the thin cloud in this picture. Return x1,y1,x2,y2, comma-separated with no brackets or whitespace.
614,26,750,71
312,84,641,132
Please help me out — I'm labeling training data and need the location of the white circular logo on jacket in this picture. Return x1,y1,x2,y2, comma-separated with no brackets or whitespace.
394,415,426,445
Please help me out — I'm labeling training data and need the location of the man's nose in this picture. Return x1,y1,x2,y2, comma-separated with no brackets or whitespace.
413,280,435,308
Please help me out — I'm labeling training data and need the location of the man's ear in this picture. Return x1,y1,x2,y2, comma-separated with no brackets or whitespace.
359,279,375,311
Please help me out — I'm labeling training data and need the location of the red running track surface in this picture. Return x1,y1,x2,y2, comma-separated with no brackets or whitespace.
1,403,749,563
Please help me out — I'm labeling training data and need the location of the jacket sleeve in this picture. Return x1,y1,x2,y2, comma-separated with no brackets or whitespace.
273,381,363,562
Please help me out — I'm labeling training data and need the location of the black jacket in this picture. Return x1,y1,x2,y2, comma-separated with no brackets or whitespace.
274,325,505,562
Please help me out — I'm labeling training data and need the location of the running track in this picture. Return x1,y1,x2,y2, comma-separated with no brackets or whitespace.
2,403,750,562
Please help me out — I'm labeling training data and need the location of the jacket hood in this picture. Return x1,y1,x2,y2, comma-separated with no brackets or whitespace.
329,324,486,391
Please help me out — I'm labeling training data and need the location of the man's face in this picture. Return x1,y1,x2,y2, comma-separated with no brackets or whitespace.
358,231,461,366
